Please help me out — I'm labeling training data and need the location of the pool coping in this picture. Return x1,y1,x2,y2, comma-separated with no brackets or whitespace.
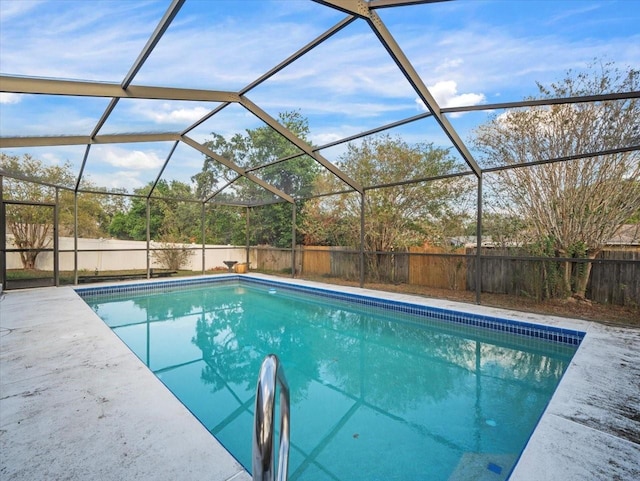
2,273,639,480
76,274,585,347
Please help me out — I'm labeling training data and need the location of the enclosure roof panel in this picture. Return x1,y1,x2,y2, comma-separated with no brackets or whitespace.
0,0,168,82
1,0,639,201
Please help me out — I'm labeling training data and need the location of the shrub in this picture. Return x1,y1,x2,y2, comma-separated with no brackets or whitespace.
152,241,191,271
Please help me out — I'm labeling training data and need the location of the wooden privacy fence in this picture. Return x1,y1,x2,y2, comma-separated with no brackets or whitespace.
255,245,639,306
466,247,640,306
255,246,293,273
301,246,331,275
254,246,359,278
466,247,555,300
258,245,464,286
300,246,359,280
408,246,467,290
296,245,466,287
587,249,640,305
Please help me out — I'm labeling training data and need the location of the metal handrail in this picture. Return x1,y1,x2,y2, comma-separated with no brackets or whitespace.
252,354,290,481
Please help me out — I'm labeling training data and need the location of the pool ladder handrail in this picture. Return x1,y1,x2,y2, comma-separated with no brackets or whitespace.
252,354,290,481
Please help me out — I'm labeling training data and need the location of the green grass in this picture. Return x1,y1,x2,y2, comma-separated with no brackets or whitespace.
6,269,57,280
6,268,230,285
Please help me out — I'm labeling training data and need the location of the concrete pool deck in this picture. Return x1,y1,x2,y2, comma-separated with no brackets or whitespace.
1,273,638,480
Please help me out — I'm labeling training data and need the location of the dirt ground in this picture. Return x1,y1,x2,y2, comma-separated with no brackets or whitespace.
295,275,640,328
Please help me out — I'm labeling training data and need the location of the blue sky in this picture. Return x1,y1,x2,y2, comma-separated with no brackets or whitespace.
1,0,639,192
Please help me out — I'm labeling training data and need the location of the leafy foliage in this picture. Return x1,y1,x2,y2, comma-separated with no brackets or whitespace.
108,180,200,242
301,134,473,280
193,111,320,247
151,240,192,271
1,153,116,268
474,62,640,298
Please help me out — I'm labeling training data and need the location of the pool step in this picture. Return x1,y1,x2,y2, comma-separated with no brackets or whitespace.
448,453,517,481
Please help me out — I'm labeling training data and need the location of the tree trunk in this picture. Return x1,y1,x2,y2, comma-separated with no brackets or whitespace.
560,252,572,298
573,252,598,300
9,219,51,270
20,250,39,270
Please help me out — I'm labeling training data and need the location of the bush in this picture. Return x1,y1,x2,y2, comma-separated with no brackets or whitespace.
152,242,191,271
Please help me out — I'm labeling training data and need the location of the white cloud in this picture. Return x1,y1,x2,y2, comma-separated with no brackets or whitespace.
546,4,602,24
0,1,165,81
90,170,145,191
0,0,45,20
142,105,212,124
103,149,163,170
40,152,65,166
415,80,485,115
435,57,464,72
264,30,416,101
135,5,344,90
401,16,640,103
0,93,22,104
185,103,263,141
431,80,486,108
311,132,344,146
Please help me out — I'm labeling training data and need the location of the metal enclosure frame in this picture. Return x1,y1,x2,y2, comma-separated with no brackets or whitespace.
0,0,638,299
1,199,58,291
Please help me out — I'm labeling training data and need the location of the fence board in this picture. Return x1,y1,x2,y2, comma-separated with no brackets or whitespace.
395,251,409,284
587,249,640,306
408,246,466,290
332,248,359,280
301,246,331,275
256,247,292,273
253,244,638,306
467,247,640,306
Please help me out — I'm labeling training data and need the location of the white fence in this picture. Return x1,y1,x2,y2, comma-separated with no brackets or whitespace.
6,236,253,272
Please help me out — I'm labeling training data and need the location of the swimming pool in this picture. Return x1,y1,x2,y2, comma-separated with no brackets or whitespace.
78,276,583,481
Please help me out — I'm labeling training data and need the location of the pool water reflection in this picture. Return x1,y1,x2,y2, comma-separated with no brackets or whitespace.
84,282,577,481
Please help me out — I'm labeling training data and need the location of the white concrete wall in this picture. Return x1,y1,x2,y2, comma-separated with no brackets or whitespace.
6,236,253,272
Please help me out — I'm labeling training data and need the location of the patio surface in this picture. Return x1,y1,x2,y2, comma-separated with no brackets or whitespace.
1,274,639,480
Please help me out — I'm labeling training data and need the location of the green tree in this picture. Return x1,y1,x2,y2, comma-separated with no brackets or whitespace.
56,189,127,239
474,62,640,299
1,153,113,268
203,204,246,245
108,180,200,242
194,111,320,247
472,212,530,248
302,134,472,280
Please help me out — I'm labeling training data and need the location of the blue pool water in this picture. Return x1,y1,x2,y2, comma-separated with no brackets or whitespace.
80,278,579,481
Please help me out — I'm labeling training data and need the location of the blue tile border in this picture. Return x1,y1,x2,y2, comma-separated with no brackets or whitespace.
76,275,585,346
75,275,236,299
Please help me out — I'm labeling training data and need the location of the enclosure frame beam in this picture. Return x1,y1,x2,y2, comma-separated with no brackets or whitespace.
0,133,180,149
369,0,452,8
239,96,364,194
246,207,251,266
0,176,4,292
0,75,240,103
292,203,297,278
149,141,180,198
146,199,151,279
73,192,78,285
201,203,206,275
360,192,366,287
181,135,295,204
53,189,59,287
475,175,482,305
